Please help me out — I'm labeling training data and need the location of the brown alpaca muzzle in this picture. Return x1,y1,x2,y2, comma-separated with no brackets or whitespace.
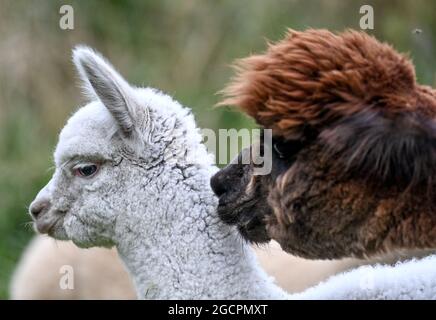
211,148,272,243
211,142,297,244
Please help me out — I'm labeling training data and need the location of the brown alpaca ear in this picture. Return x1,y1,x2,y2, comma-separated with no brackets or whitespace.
320,110,436,188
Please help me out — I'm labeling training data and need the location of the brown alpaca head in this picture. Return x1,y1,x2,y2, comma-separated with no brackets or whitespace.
211,29,436,259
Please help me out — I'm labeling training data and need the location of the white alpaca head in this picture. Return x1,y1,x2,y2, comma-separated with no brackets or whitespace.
29,46,212,248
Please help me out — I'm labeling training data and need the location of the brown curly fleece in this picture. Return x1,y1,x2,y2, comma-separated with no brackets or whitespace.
219,29,436,258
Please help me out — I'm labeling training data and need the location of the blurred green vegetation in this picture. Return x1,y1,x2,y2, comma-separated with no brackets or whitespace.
0,0,435,299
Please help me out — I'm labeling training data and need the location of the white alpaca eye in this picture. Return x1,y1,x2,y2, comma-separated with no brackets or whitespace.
73,164,99,178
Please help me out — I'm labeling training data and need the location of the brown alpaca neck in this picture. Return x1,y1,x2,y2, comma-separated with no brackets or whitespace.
267,146,436,260
366,192,436,255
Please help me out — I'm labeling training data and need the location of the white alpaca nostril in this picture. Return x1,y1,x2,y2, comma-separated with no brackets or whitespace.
29,200,50,219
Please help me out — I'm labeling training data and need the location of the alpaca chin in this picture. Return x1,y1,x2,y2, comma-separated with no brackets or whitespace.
237,218,271,244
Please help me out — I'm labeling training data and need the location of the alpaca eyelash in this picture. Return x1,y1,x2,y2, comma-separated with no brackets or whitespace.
273,143,286,158
72,162,97,170
64,156,106,168
61,159,103,177
60,159,74,170
72,163,101,178
272,140,304,160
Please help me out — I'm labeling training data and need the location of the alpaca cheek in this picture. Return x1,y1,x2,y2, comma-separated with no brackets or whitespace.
267,183,296,228
64,210,115,248
63,215,87,245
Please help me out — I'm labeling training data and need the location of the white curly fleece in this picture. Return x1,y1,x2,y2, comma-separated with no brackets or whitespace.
108,123,288,299
296,255,436,300
31,46,436,300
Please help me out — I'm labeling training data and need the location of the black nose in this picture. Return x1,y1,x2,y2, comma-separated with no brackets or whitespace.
29,200,50,219
210,171,227,197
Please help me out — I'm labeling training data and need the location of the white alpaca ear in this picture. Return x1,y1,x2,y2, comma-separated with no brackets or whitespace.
72,46,139,137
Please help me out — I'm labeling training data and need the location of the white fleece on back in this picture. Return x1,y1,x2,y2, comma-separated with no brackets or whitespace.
295,254,436,299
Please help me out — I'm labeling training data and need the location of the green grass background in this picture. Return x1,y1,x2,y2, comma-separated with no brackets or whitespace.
1,0,435,299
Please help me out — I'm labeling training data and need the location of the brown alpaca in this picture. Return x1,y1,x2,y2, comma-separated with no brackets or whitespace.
211,29,436,259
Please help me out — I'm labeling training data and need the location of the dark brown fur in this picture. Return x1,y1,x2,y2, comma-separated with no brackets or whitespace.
212,29,436,259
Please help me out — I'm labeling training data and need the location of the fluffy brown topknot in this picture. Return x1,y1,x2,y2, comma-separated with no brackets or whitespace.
219,29,436,141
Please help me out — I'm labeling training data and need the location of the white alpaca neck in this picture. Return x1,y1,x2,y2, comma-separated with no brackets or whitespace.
114,163,287,299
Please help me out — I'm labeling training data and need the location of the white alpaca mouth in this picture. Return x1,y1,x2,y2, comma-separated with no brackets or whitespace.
33,213,63,235
34,219,57,234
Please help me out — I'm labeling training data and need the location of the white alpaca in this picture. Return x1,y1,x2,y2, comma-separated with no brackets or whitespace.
29,47,436,299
